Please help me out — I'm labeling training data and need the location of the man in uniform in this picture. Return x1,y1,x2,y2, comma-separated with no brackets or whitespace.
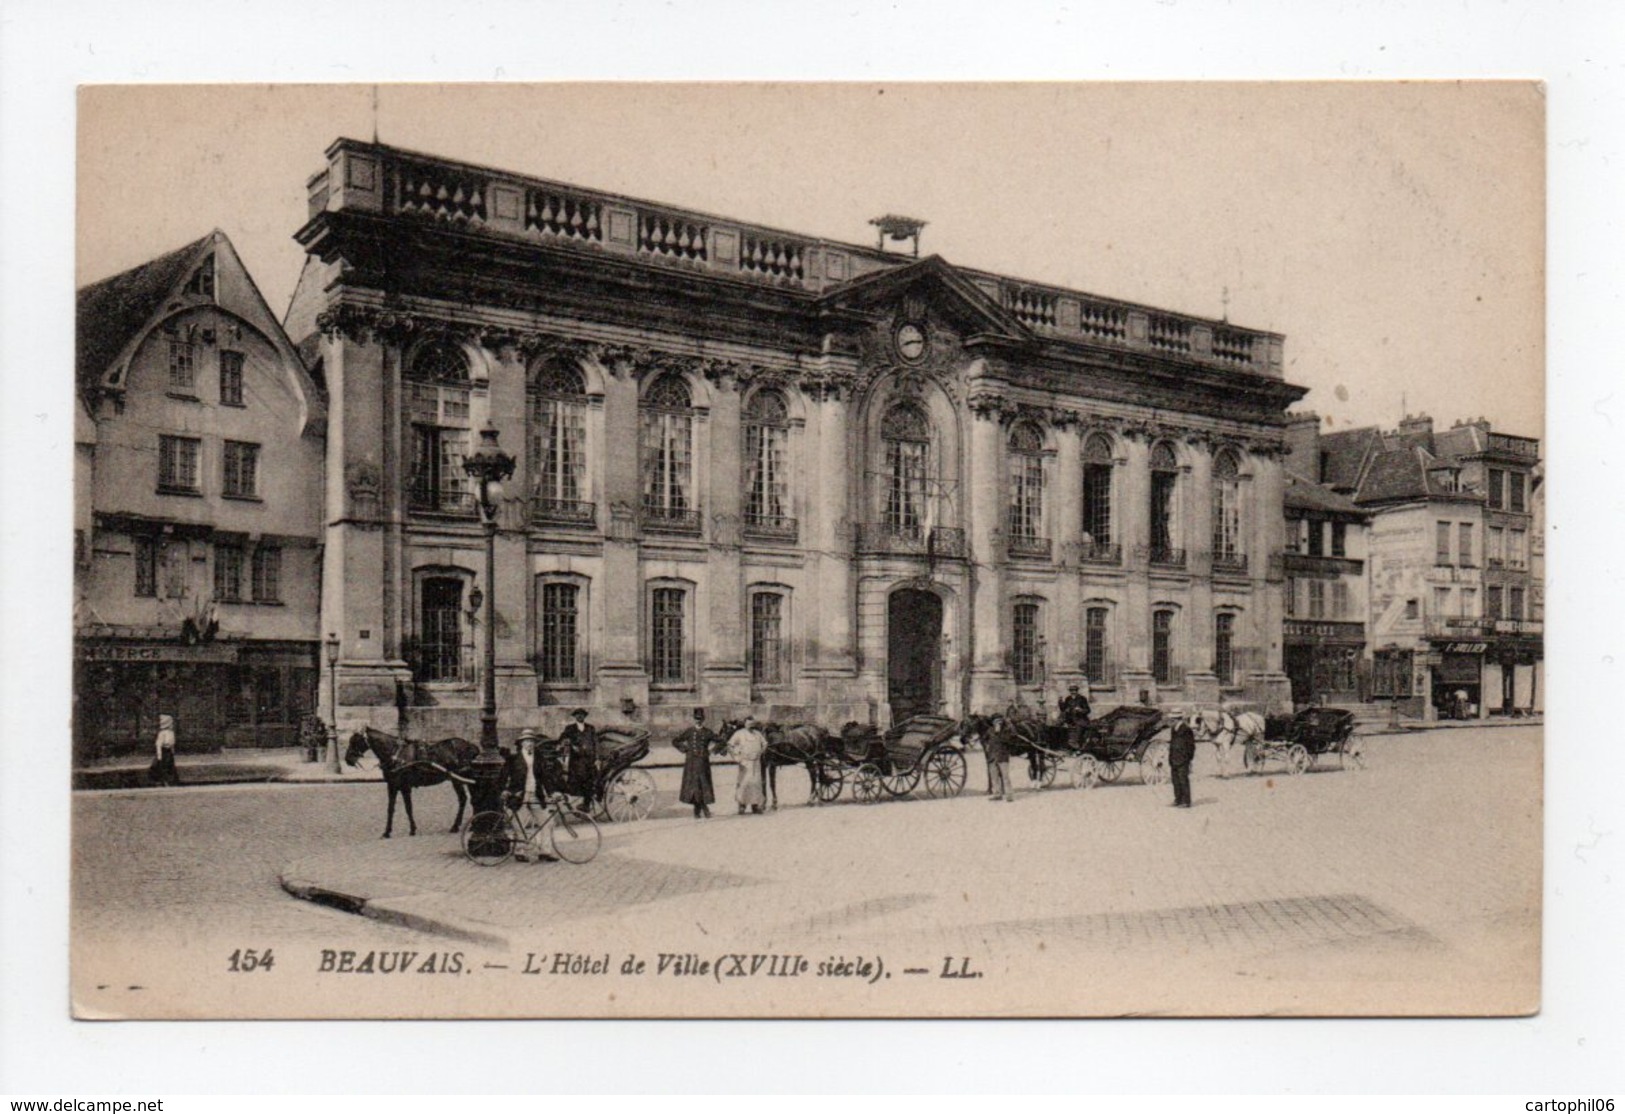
1059,682,1092,749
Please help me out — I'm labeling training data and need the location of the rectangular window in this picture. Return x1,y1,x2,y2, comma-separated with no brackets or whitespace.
1405,598,1419,620
1331,580,1349,619
1488,526,1504,565
1460,587,1477,617
1082,463,1112,546
410,425,473,512
1084,607,1109,684
1331,520,1347,557
1151,610,1174,685
1012,601,1041,686
538,582,581,684
251,546,281,604
750,593,786,686
1008,456,1044,542
1214,613,1235,686
642,411,694,517
1284,577,1298,618
1432,586,1451,617
168,340,196,391
419,578,464,683
134,537,158,597
161,539,188,599
1486,585,1503,620
219,351,245,406
223,441,260,498
1435,521,1452,565
1487,468,1505,509
651,588,688,684
1509,587,1525,620
214,543,244,602
531,395,587,505
158,435,201,493
1308,579,1326,619
1458,522,1474,567
1307,520,1325,557
1149,472,1177,553
745,425,789,524
885,438,929,533
1508,472,1526,513
1509,529,1527,568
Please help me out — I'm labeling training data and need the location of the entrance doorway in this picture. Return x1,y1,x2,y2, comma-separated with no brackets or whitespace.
1284,644,1315,707
888,588,943,723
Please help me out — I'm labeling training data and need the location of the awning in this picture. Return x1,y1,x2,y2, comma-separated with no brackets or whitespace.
1434,653,1482,684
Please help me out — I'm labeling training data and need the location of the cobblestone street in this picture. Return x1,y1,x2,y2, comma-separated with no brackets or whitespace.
73,725,1540,1018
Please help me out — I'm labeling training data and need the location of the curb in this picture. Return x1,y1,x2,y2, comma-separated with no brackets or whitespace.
278,872,510,948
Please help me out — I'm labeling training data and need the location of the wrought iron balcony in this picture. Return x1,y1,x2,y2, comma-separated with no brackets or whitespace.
407,483,476,517
1077,540,1122,565
854,522,966,559
742,512,799,543
1006,534,1053,561
1148,546,1187,569
640,502,703,535
1213,552,1249,575
530,497,597,528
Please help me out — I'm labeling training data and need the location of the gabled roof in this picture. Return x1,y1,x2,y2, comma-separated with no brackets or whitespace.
1317,427,1382,492
1284,469,1365,516
76,234,212,394
815,253,1033,341
1431,424,1484,463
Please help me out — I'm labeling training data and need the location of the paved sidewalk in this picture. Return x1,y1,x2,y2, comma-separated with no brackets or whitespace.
277,725,1541,1016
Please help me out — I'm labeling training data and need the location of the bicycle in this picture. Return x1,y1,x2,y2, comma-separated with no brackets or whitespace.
461,792,602,866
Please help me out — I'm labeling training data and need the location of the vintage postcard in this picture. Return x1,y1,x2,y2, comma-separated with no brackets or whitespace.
70,82,1543,1019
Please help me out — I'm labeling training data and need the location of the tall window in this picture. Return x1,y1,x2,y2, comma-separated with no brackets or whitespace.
750,592,786,685
538,581,582,684
1432,586,1451,617
1012,600,1042,686
744,389,790,527
1488,526,1504,565
1460,587,1477,617
223,441,260,498
1306,519,1325,557
529,362,587,513
1487,468,1505,509
650,586,689,684
1331,580,1350,619
219,350,244,406
1149,443,1179,559
1508,472,1526,513
1152,609,1175,685
406,342,474,513
134,537,158,598
882,402,930,536
1458,522,1474,566
418,577,465,682
1435,521,1452,565
214,543,244,602
1509,586,1525,619
1308,579,1326,618
1331,520,1347,557
251,546,281,604
1081,433,1114,552
1084,607,1110,684
1509,529,1527,568
1211,450,1242,564
161,540,188,599
158,435,201,493
1007,422,1045,544
1486,585,1503,620
1284,576,1298,617
1214,612,1236,686
641,375,695,521
168,338,196,391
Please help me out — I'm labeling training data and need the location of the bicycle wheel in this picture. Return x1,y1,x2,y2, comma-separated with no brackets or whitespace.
462,810,517,866
548,807,602,865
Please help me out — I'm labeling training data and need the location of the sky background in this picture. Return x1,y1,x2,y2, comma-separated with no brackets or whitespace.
78,81,1544,439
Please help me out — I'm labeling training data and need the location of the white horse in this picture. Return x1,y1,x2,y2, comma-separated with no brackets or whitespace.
1190,708,1267,777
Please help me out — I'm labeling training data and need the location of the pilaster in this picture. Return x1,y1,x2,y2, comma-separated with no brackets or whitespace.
594,356,649,708
703,378,749,704
968,404,1008,711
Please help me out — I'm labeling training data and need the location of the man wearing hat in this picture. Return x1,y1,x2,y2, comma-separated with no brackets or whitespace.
558,707,600,812
1059,682,1092,750
672,707,721,819
1168,712,1198,808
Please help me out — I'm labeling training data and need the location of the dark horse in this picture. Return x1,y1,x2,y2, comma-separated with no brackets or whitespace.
344,727,481,838
759,722,841,810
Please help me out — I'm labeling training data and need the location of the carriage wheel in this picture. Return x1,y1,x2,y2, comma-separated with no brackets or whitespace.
1286,744,1311,777
1140,743,1170,788
548,807,602,865
1031,752,1060,789
462,810,517,866
1341,739,1366,771
813,758,846,802
852,765,885,804
1069,753,1099,790
880,766,921,797
922,747,968,798
1098,759,1126,784
604,768,658,823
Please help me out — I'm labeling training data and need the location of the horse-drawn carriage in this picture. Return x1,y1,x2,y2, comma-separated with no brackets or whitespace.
820,715,970,804
532,727,659,822
963,705,1169,790
1249,706,1362,775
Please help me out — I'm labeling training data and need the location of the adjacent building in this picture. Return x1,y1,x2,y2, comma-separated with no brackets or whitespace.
287,139,1307,740
1299,413,1542,720
74,232,327,757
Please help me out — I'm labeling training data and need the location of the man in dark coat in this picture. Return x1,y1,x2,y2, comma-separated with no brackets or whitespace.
1169,713,1197,808
984,714,1015,802
559,708,599,811
673,707,719,819
1059,683,1092,748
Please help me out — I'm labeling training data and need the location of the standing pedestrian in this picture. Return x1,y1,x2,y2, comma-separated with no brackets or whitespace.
559,708,599,812
1169,713,1197,808
151,714,180,786
984,713,1015,802
726,714,768,815
673,708,719,819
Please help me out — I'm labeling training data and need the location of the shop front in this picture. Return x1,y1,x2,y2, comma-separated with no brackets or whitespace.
1427,639,1486,720
1282,619,1367,707
1483,622,1543,716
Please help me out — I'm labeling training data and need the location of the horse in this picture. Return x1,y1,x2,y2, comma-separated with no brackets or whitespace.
1188,708,1266,777
344,727,481,838
760,722,840,809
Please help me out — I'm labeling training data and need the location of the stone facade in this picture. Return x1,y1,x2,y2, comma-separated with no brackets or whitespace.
289,139,1303,741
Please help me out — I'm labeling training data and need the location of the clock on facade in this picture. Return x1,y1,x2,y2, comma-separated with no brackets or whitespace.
895,322,928,362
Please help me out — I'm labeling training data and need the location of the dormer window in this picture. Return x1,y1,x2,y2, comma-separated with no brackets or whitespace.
184,254,215,299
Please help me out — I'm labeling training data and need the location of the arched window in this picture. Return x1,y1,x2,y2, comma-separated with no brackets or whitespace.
1081,432,1116,561
1149,442,1181,565
417,575,468,683
529,362,590,522
640,374,696,528
647,579,695,686
1212,449,1243,568
749,586,790,687
1007,422,1045,548
536,574,589,685
744,389,791,531
881,402,930,537
405,342,474,514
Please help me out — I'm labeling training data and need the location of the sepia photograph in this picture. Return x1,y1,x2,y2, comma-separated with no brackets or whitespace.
63,81,1548,1022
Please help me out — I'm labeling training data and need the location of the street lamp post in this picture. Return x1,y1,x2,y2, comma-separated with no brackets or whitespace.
463,421,516,755
324,631,341,773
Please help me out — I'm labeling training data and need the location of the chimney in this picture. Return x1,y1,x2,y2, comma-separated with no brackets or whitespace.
1284,412,1322,478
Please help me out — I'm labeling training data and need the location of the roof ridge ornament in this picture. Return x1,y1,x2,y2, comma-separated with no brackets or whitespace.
869,214,927,257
